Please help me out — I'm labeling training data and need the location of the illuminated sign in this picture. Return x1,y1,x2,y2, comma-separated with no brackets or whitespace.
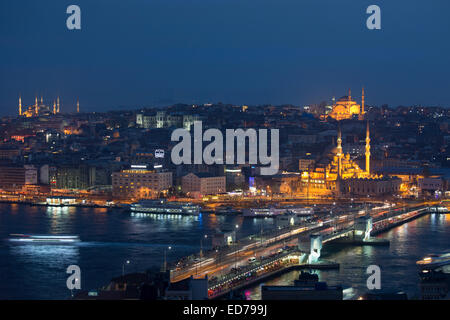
131,165,147,169
249,177,255,188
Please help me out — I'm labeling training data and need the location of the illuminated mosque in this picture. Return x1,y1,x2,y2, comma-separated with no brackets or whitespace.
328,88,365,121
301,121,401,197
18,96,80,117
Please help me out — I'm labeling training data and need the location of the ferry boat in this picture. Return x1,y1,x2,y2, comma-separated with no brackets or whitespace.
417,253,450,270
243,206,313,218
283,206,314,216
130,199,201,215
9,234,80,243
214,205,241,215
243,207,286,217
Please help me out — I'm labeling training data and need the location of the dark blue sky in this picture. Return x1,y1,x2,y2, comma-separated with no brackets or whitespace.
1,0,449,115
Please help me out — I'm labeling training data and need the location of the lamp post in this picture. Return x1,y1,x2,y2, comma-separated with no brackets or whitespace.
163,246,172,273
215,248,220,274
200,234,207,258
234,224,239,270
122,260,130,276
198,235,207,276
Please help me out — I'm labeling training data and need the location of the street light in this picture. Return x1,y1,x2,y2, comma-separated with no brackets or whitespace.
234,224,239,269
198,235,208,276
122,260,130,276
215,248,220,271
200,234,208,258
163,246,172,273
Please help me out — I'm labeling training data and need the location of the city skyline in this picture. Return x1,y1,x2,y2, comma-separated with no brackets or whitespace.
1,1,450,116
1,0,450,304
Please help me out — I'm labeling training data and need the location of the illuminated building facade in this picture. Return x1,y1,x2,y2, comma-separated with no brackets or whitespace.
225,166,246,190
328,88,365,121
52,165,93,189
136,111,202,130
19,96,61,117
181,172,226,197
300,122,399,197
0,165,37,190
112,166,172,199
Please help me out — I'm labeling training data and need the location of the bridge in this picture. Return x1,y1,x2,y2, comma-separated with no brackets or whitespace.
168,202,444,299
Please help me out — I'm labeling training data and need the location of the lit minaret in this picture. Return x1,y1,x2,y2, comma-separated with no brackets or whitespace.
40,96,43,104
359,87,365,120
35,96,38,115
77,98,80,113
19,96,22,116
57,97,60,113
348,88,351,101
53,101,56,114
361,87,365,115
365,121,371,174
337,125,343,178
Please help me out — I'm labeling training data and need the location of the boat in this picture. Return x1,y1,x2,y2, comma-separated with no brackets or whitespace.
243,205,313,218
214,205,241,215
243,207,285,217
9,234,80,243
283,206,314,216
130,199,201,215
417,253,450,270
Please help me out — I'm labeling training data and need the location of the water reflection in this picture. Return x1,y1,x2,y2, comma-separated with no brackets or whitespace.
244,214,450,300
1,203,447,300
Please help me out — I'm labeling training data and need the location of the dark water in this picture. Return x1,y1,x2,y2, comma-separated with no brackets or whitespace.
244,213,450,300
0,203,275,299
0,203,448,299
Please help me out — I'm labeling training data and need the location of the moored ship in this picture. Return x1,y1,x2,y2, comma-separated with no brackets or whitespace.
214,205,241,215
243,206,313,218
9,234,80,243
130,199,201,215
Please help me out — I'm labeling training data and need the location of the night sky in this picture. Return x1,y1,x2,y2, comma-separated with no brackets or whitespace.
1,0,449,115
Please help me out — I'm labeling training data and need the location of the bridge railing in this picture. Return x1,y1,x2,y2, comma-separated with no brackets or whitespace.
169,221,318,278
208,247,300,289
208,250,302,298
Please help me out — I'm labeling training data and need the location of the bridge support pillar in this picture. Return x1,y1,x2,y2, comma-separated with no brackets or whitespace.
354,215,373,241
298,234,322,264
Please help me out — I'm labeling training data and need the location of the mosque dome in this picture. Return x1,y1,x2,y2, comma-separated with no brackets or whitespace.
338,96,351,102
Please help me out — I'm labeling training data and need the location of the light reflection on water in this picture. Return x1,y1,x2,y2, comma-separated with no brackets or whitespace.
0,203,448,300
0,203,274,299
243,213,450,300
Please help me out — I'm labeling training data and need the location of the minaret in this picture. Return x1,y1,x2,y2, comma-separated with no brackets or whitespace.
35,96,38,115
337,125,343,178
365,121,371,174
359,87,365,120
57,97,60,113
40,96,43,105
77,98,80,113
361,87,365,115
19,96,22,116
348,88,351,101
53,101,56,114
